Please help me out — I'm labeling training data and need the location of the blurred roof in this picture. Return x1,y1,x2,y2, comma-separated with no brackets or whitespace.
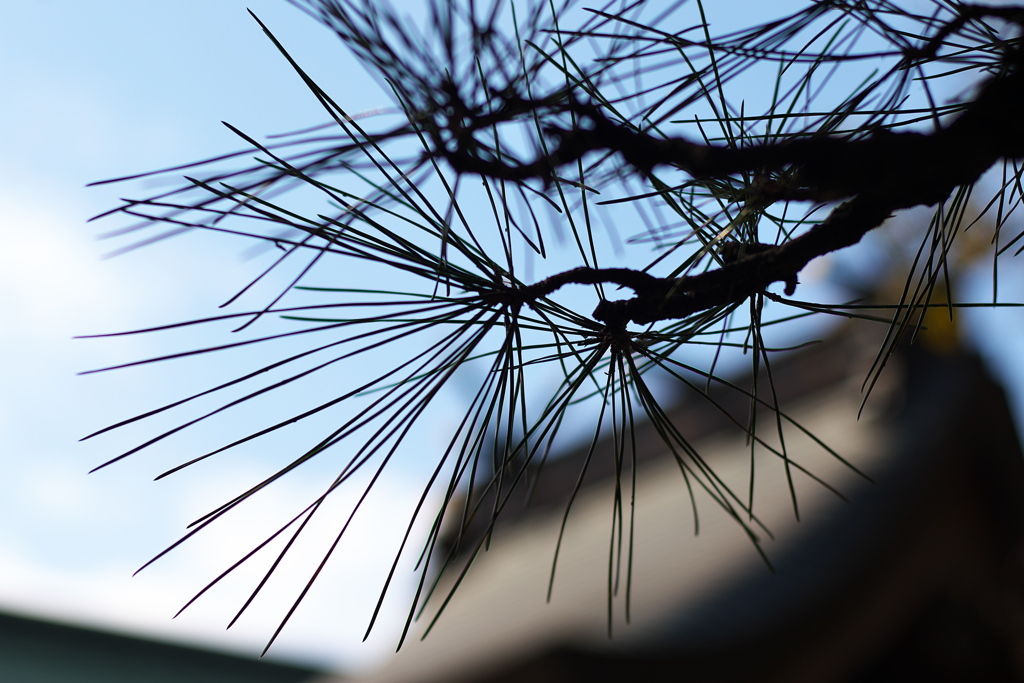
0,608,334,683
345,328,1024,683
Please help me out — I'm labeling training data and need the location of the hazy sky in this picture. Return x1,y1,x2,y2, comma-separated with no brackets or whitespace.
1,1,430,672
4,0,1024,677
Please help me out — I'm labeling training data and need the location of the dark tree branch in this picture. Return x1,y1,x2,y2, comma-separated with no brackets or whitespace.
440,27,1024,328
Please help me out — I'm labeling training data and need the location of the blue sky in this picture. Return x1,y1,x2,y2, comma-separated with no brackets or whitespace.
4,0,1024,676
1,1,430,672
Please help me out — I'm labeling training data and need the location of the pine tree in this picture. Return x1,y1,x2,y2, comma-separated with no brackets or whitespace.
86,0,1024,652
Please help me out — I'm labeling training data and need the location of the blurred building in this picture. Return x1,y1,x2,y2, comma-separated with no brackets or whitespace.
0,609,334,683
345,326,1024,682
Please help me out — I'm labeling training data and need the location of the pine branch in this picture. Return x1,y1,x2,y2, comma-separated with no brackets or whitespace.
439,28,1024,328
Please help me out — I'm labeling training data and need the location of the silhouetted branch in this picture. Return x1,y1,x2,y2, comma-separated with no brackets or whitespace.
436,19,1024,328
